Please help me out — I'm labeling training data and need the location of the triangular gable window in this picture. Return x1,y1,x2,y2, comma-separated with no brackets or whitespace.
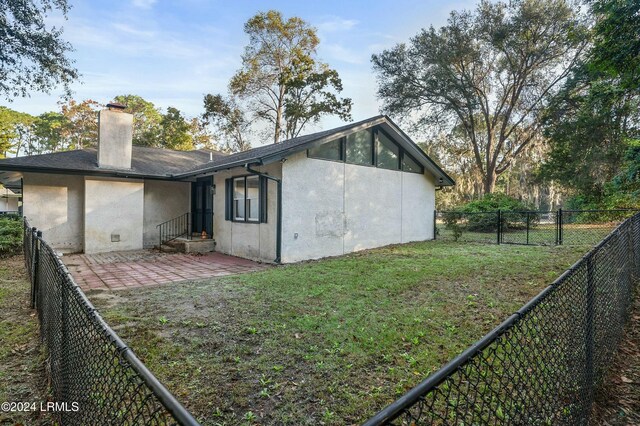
306,126,424,174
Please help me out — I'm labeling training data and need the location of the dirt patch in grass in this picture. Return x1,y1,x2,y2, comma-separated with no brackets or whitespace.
92,241,586,425
0,256,51,426
591,290,640,425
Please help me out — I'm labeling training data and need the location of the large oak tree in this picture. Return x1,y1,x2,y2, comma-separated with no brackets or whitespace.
1,0,78,100
372,0,587,193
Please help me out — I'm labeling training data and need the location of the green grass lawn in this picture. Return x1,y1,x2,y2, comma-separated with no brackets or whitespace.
91,241,586,426
0,256,50,426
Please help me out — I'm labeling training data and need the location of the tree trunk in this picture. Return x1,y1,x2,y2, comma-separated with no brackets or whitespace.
483,169,497,194
274,84,286,143
274,111,281,143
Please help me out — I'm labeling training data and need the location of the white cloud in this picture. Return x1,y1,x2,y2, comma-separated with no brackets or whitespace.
131,0,157,9
317,17,358,33
111,23,156,38
320,43,366,65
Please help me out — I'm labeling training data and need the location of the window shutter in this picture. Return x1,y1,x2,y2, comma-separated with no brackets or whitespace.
259,176,268,223
224,178,233,221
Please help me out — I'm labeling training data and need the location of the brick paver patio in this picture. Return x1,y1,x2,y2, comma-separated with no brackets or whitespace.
62,250,268,291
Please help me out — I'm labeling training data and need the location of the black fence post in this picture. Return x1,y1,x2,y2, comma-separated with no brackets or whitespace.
433,210,437,241
30,227,37,308
526,212,530,245
497,210,502,245
30,226,37,278
558,208,563,245
585,254,596,418
32,230,42,309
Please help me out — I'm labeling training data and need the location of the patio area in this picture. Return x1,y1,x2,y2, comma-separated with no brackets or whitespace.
61,250,269,291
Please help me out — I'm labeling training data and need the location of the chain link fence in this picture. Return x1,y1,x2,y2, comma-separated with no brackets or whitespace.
23,218,201,426
436,209,639,246
365,211,640,425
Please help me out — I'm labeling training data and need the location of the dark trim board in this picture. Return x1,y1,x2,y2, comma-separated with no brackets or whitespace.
0,165,173,181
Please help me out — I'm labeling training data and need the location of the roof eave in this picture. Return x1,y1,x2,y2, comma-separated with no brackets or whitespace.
0,164,174,180
380,116,456,186
172,116,389,179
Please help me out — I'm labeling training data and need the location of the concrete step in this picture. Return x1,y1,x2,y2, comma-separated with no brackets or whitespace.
158,243,179,253
163,238,216,254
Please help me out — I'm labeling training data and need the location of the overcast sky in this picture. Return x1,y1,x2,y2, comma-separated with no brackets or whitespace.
6,0,476,140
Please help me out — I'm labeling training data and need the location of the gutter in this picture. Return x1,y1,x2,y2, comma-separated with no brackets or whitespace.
0,165,174,181
245,164,282,264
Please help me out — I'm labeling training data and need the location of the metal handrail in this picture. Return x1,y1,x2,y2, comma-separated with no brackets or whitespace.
156,212,190,251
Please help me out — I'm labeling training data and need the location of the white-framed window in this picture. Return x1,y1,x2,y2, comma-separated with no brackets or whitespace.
228,175,264,223
246,175,259,222
233,177,246,221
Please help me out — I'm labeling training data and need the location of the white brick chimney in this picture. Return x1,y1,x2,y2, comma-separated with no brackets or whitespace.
97,103,133,169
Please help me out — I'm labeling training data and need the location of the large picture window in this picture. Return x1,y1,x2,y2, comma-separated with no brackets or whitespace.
402,153,423,174
345,129,373,166
305,126,425,175
308,138,342,161
377,131,400,170
226,175,267,223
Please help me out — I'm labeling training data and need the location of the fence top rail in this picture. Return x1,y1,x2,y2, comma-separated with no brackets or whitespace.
31,226,200,426
363,211,640,426
438,208,640,214
438,210,553,215
562,208,640,213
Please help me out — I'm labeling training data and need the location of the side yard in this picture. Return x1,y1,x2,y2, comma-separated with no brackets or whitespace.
91,241,586,425
592,290,640,425
0,256,50,426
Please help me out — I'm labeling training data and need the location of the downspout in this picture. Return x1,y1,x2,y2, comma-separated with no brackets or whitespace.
245,164,282,264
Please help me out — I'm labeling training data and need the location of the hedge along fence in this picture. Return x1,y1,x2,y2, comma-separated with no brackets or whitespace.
436,209,639,246
364,211,640,425
0,213,23,257
23,218,201,426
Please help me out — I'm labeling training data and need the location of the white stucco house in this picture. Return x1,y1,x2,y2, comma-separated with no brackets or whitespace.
0,104,454,263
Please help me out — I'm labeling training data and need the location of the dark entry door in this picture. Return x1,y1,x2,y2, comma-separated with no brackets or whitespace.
191,177,213,237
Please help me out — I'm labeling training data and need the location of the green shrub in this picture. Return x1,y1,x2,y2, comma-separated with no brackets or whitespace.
456,194,536,232
442,211,464,241
0,216,23,257
460,193,534,213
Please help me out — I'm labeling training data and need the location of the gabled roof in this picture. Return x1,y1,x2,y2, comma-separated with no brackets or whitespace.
0,146,223,179
0,115,454,186
174,115,455,186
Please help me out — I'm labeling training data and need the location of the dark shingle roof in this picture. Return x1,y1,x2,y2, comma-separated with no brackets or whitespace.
0,146,223,178
0,115,454,185
174,115,388,177
174,115,454,186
